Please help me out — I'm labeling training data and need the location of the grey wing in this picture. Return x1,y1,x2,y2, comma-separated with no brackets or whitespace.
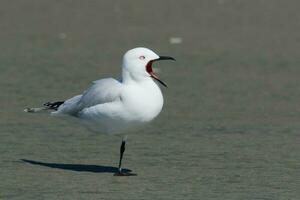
79,78,122,108
53,78,122,116
53,95,82,115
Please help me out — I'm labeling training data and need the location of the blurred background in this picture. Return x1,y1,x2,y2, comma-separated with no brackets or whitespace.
0,0,299,199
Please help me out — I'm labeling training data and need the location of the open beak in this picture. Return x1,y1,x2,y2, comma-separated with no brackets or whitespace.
146,56,175,87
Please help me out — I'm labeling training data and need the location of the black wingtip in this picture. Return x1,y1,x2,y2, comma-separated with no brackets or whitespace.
43,101,64,110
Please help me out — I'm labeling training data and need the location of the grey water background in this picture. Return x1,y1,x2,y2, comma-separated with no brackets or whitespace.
0,1,299,199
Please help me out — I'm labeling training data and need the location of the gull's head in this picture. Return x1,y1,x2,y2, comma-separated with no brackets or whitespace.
122,47,175,87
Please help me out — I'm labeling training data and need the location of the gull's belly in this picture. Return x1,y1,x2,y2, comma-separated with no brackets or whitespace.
78,98,162,134
77,101,144,134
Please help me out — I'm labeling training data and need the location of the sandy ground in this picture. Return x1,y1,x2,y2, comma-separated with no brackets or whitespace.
0,1,299,199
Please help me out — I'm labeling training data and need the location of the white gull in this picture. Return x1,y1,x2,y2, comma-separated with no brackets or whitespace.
25,47,175,175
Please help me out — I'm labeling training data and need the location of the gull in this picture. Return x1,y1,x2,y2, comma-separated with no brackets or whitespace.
25,47,175,176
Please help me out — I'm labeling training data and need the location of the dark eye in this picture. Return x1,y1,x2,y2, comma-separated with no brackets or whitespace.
139,55,145,60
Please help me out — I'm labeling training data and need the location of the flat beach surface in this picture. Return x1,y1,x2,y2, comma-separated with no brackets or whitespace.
0,1,299,199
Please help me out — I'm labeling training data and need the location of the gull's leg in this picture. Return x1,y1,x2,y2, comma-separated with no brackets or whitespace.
114,136,136,176
118,137,126,173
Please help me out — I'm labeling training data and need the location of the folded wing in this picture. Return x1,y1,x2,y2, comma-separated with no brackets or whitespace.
53,78,122,116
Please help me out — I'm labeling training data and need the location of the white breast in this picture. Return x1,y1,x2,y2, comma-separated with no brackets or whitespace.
121,80,164,122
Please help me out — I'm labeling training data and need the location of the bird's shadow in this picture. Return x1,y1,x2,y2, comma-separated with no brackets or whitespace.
21,159,132,174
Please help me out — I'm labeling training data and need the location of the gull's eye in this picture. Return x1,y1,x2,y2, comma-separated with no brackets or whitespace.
139,55,145,60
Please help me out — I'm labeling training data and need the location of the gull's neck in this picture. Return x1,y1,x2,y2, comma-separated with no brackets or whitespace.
121,68,133,84
121,67,152,85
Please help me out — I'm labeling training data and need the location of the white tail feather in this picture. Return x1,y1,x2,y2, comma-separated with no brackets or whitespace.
24,107,48,113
